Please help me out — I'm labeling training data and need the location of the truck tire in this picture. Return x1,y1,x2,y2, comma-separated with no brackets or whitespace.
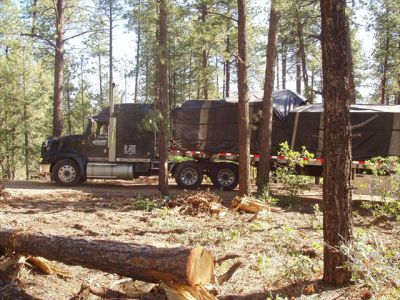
174,162,203,189
52,159,81,186
210,163,238,191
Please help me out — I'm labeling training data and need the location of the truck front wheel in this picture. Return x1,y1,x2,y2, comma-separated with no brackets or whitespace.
210,163,238,191
174,162,203,189
52,159,81,186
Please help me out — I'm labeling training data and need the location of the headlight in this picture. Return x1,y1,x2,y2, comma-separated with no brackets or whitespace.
44,139,51,150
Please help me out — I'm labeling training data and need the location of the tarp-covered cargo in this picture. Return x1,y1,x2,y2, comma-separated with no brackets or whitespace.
288,104,400,160
171,90,307,154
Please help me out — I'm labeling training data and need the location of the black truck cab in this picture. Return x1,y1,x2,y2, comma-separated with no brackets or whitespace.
40,104,158,186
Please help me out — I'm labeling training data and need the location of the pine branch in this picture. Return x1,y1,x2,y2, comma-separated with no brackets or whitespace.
20,33,56,48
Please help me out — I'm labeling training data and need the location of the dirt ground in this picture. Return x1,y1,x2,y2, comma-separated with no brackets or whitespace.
0,178,399,300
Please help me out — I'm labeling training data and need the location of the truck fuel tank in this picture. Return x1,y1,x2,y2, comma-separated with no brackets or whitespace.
87,163,134,180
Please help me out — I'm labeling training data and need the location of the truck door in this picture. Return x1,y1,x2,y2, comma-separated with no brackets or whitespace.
84,121,108,161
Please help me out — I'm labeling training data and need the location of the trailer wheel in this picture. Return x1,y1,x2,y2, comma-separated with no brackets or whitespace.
52,159,81,186
210,163,238,191
174,162,203,189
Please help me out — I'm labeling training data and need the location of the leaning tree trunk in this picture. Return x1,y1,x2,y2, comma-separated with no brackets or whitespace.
52,0,65,138
257,0,279,193
237,0,250,196
0,229,214,286
320,0,353,286
157,0,169,196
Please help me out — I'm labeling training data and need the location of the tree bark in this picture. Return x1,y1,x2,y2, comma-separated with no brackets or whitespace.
296,49,301,94
134,0,141,103
380,35,390,105
320,0,353,286
257,0,279,194
66,74,72,135
52,0,65,137
98,54,103,107
397,38,400,105
201,4,209,100
157,0,169,196
225,36,231,98
22,47,29,180
0,229,214,286
276,51,280,90
237,0,250,196
281,42,287,89
296,16,310,100
345,18,356,104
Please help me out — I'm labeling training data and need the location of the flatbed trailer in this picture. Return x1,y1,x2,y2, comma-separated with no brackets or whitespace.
40,90,399,189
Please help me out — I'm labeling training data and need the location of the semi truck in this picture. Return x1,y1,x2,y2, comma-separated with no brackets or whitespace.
40,90,400,190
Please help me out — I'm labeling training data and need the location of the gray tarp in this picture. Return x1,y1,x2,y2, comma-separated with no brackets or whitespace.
288,104,400,160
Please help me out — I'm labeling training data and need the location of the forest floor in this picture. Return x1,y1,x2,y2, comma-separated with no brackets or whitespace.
0,176,399,300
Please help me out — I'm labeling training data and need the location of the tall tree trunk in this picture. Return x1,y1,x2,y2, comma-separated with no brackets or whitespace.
81,56,85,132
397,38,400,105
276,51,280,90
134,0,141,103
188,49,192,100
109,0,114,107
201,5,209,99
52,0,66,137
296,17,310,99
237,0,250,196
98,54,103,107
66,75,72,135
145,56,149,102
157,0,169,196
257,0,279,194
22,47,30,180
296,50,301,94
281,42,287,89
345,19,356,104
380,35,390,105
225,36,231,98
320,0,353,286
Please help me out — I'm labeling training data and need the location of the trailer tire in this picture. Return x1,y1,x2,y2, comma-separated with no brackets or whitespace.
174,162,203,189
52,159,81,186
210,163,238,191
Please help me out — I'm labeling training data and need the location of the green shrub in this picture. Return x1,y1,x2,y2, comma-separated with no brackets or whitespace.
132,197,160,211
363,157,400,221
274,142,314,197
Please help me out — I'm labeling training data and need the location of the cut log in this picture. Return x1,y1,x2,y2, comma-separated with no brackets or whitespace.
231,197,281,213
161,282,217,300
0,229,214,286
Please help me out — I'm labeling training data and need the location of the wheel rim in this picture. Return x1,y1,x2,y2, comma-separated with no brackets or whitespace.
58,165,77,183
217,168,235,187
180,167,199,186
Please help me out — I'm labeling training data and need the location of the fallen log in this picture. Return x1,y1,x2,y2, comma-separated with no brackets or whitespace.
0,229,214,286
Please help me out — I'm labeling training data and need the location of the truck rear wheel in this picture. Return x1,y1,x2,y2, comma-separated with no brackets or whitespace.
210,163,238,191
52,159,81,186
174,162,203,189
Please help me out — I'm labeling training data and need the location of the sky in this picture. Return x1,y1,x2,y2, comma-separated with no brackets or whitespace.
15,0,376,104
106,1,377,104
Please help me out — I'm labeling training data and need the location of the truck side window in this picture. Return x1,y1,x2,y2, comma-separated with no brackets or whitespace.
98,123,108,138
